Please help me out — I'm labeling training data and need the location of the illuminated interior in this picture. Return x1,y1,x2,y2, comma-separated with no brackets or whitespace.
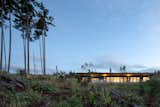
79,72,152,83
91,78,99,82
143,77,149,82
89,77,149,83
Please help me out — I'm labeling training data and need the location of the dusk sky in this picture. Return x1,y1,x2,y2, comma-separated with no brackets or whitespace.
9,0,160,73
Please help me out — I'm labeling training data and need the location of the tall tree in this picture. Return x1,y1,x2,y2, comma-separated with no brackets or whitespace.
14,0,36,74
0,0,18,72
0,0,54,74
6,0,17,73
7,13,12,73
13,0,53,75
0,0,5,71
34,2,54,75
0,0,10,71
39,38,43,74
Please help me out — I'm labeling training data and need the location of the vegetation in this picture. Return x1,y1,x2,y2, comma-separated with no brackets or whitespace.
0,0,53,74
1,1,160,107
0,72,160,107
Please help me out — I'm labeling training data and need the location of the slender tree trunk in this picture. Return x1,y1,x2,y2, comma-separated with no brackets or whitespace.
26,12,30,74
7,14,12,73
0,25,4,70
39,38,43,74
23,34,26,72
0,29,2,70
3,34,7,71
27,37,30,74
0,0,4,71
33,51,36,74
0,30,2,70
42,34,46,75
56,65,58,72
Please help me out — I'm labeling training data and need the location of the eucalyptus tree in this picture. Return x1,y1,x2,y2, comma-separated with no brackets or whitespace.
33,2,54,75
5,0,18,73
0,0,6,70
6,0,13,73
14,0,36,74
0,0,16,71
14,0,53,74
0,0,53,74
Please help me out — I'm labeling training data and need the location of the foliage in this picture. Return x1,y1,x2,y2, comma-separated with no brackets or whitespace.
139,78,160,106
0,74,160,107
28,80,56,93
140,78,160,97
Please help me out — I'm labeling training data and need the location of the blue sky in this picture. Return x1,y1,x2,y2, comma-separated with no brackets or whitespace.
8,0,160,73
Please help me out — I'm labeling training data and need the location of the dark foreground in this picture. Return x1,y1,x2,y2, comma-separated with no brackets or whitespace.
0,73,160,107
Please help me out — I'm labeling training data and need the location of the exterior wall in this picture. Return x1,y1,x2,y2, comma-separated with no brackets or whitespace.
143,77,150,81
130,77,140,82
83,76,150,83
79,72,152,83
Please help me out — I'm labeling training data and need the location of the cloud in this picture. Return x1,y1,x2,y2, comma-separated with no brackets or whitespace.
128,64,156,72
90,55,157,72
138,67,156,72
92,55,126,71
9,64,57,74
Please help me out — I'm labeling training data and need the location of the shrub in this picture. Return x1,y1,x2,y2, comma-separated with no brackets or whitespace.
29,80,56,93
140,78,160,106
140,78,160,97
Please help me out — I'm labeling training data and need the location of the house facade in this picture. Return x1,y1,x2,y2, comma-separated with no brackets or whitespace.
77,72,153,83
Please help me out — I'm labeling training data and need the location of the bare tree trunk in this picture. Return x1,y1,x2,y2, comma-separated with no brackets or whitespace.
3,34,7,71
23,35,26,72
26,12,30,74
0,25,4,70
42,34,46,75
27,37,30,74
0,28,2,70
39,38,43,74
44,35,46,75
0,0,4,71
33,51,36,74
7,14,12,73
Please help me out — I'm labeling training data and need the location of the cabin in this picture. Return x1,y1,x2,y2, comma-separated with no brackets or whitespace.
77,72,153,83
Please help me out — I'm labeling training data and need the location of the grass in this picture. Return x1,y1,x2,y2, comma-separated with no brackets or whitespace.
0,73,160,107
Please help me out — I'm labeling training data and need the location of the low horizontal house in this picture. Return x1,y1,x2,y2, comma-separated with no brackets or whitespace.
77,72,153,83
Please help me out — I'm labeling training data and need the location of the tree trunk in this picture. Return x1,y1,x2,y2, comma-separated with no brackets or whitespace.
0,25,4,70
23,35,26,73
27,37,30,74
33,51,36,74
3,33,7,71
39,38,43,74
0,28,2,70
0,0,4,71
7,14,12,73
26,12,30,74
42,34,46,75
